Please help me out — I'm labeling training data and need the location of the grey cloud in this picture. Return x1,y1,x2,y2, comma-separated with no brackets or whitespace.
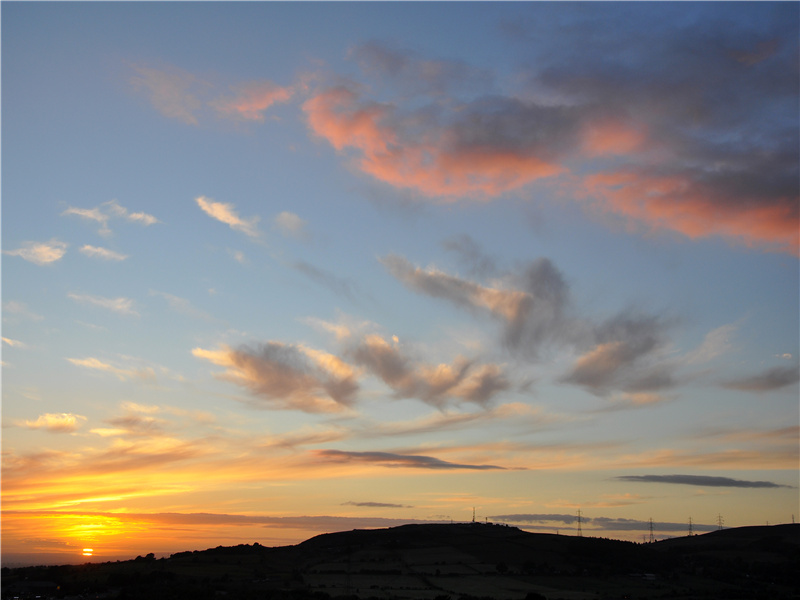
442,234,498,279
381,254,577,358
104,415,166,437
616,474,791,489
349,334,509,409
342,501,413,509
560,314,672,396
324,5,799,253
352,41,494,97
315,449,506,470
382,252,679,397
293,261,362,304
591,517,716,533
197,343,358,413
489,513,583,525
722,365,800,392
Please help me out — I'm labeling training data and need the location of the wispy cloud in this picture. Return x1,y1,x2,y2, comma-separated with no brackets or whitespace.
212,80,293,122
381,254,576,357
192,342,358,413
2,301,44,322
63,200,159,236
196,196,260,238
342,501,413,509
722,364,800,392
615,474,791,489
292,261,360,303
2,337,27,348
66,357,156,382
79,245,128,261
274,211,309,240
21,413,87,433
130,64,205,125
4,239,67,265
150,290,213,321
313,449,507,470
67,293,139,317
349,333,508,409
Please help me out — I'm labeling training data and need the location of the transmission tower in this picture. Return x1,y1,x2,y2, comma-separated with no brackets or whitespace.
472,507,476,523
649,518,655,543
717,514,724,530
688,517,694,537
576,509,583,537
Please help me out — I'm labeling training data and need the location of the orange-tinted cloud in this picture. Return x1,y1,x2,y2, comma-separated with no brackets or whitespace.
213,81,293,121
303,87,564,199
193,343,358,413
349,333,508,409
21,413,87,433
584,169,799,255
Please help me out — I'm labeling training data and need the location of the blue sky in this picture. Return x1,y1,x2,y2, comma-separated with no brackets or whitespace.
2,2,798,565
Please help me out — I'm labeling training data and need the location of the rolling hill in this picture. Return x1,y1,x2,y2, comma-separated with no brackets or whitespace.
2,522,798,600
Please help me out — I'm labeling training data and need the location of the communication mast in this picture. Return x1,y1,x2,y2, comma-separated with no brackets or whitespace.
717,514,724,530
649,518,655,543
576,509,583,537
472,507,476,523
688,517,694,537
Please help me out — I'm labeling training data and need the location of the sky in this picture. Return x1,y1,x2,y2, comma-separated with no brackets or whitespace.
2,2,798,566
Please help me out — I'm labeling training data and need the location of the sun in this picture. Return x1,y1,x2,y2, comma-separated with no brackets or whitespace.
82,548,94,557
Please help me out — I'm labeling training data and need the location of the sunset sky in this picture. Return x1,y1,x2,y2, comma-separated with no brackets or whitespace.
2,2,798,566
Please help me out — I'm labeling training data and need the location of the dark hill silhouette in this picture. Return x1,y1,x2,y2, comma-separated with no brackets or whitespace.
2,522,798,600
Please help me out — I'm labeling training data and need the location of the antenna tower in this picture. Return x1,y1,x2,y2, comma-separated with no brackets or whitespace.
649,518,655,543
688,517,693,537
717,514,724,530
472,507,476,523
576,509,583,537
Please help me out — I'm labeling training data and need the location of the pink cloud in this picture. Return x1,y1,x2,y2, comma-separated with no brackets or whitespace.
303,87,564,199
213,81,293,122
584,169,799,255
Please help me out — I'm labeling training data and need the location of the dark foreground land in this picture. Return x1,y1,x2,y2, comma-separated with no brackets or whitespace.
2,523,798,600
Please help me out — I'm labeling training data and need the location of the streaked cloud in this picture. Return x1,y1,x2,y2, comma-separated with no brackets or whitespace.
79,245,128,261
722,364,800,392
292,261,360,303
616,474,791,489
193,342,358,413
313,449,506,470
67,293,139,317
104,199,160,226
66,357,156,382
2,337,26,348
381,254,576,357
62,200,159,236
130,64,205,125
196,196,260,238
4,239,67,265
21,413,87,433
2,301,44,322
213,80,293,121
488,513,582,525
150,290,213,321
342,501,413,509
62,205,111,235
